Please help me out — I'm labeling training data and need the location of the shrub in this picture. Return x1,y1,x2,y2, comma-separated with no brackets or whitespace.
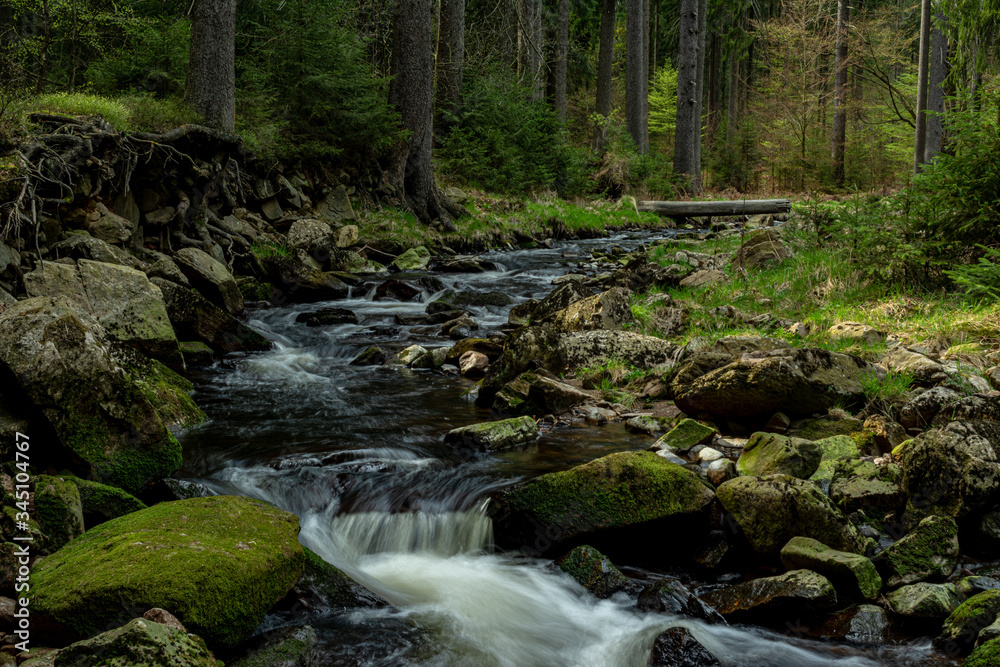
438,68,568,194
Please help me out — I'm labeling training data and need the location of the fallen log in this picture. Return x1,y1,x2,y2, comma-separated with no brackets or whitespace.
638,199,792,217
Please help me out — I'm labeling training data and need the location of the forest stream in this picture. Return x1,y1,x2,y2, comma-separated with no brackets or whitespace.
175,231,950,666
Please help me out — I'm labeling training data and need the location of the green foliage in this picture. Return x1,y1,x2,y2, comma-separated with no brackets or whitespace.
647,65,678,140
237,0,401,162
85,16,191,96
944,246,1000,300
250,239,290,259
439,69,568,193
860,369,913,414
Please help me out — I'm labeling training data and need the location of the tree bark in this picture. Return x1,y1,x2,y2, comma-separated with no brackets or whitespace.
924,10,947,163
593,0,616,150
185,0,237,132
388,0,464,226
831,0,849,186
626,0,647,153
529,0,545,100
913,0,931,173
693,0,707,191
555,0,569,123
436,0,465,129
674,0,699,189
642,0,650,152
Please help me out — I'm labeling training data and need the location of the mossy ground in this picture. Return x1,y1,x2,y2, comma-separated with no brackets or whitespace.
967,637,1000,667
32,495,304,651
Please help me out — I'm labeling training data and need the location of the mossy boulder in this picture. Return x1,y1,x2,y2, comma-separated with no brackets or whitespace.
24,259,180,363
525,376,593,414
173,247,244,315
489,451,715,553
32,495,305,650
649,627,722,667
829,460,905,517
780,537,882,600
672,348,870,420
231,625,317,667
33,475,85,552
556,545,629,598
898,422,1000,523
698,569,838,622
886,583,962,620
545,288,635,333
179,341,214,366
967,638,1000,667
283,547,385,612
427,289,514,312
531,280,594,324
809,435,862,483
736,432,822,479
153,278,272,354
937,590,1000,655
0,297,182,495
716,474,866,558
792,414,865,442
651,418,717,454
391,246,431,271
878,515,959,588
27,617,219,666
131,356,207,428
556,330,680,372
444,416,539,451
65,476,147,529
350,345,387,366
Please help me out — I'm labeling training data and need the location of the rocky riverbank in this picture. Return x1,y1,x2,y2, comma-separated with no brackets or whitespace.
2,118,998,665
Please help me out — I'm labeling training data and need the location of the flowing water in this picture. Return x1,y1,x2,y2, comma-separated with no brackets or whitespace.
177,232,950,666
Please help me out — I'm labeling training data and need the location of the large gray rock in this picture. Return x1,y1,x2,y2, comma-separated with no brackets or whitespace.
672,348,872,420
780,537,882,600
545,288,635,332
883,347,948,386
557,330,680,370
286,218,335,258
173,248,244,315
28,617,219,666
716,475,866,558
730,228,790,271
829,459,905,517
25,260,178,361
878,516,959,588
489,451,715,554
887,583,962,620
899,387,962,431
444,416,539,451
532,280,594,324
736,432,822,479
0,298,181,494
699,570,838,622
898,422,1000,522
261,256,350,303
153,278,271,354
50,234,139,267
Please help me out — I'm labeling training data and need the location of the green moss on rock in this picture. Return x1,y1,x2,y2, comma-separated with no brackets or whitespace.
556,545,629,598
887,583,962,620
65,476,147,528
938,590,1000,654
716,474,866,558
780,536,881,600
736,432,822,479
881,515,959,588
38,617,219,666
829,460,905,516
653,418,717,454
809,435,861,483
967,638,1000,667
444,416,539,451
33,475,84,553
489,451,715,552
32,495,305,651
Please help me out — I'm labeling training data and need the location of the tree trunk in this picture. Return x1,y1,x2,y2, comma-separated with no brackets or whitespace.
626,0,646,153
530,0,545,100
593,0,616,150
924,11,947,163
674,0,699,189
913,0,931,173
185,0,237,132
642,0,650,152
388,0,464,226
436,0,465,129
555,0,569,123
692,0,707,191
831,0,849,186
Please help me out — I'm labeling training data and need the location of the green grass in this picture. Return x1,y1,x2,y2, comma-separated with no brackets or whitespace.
250,238,290,259
26,92,200,133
